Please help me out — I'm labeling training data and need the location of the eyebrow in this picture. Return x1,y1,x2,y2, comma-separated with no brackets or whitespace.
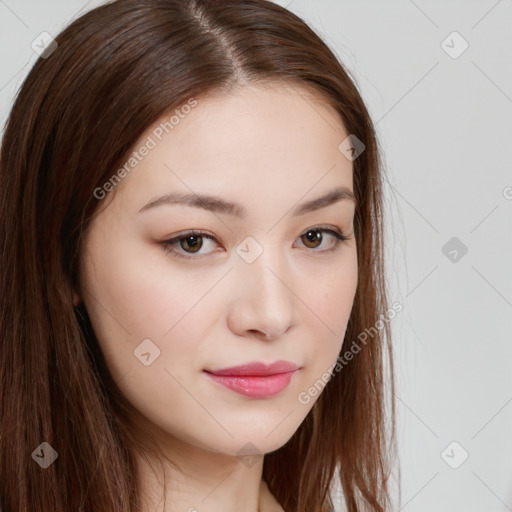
137,186,356,217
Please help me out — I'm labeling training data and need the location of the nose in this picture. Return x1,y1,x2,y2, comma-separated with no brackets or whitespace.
226,246,295,341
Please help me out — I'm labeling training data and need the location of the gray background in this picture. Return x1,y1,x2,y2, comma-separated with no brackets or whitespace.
1,1,511,511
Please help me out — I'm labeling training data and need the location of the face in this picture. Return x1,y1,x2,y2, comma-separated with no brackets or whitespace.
78,82,358,458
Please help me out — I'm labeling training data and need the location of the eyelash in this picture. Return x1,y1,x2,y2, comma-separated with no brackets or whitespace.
159,226,351,261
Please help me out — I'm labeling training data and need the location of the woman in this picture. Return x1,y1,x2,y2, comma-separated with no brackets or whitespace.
0,1,397,511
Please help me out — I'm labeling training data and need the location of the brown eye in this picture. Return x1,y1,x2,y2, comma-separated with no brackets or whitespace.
161,231,219,260
161,227,348,261
296,227,349,253
179,234,203,253
301,229,322,249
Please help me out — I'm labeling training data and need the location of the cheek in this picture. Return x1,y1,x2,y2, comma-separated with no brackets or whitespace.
299,256,358,369
306,255,357,327
80,239,227,379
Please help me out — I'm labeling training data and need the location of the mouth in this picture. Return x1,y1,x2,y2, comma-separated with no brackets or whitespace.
203,361,301,398
203,371,299,398
204,360,300,376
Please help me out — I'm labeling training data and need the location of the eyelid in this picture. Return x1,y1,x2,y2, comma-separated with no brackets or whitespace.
159,225,351,260
160,230,219,260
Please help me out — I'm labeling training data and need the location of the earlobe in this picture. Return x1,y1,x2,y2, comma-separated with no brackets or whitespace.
72,291,81,307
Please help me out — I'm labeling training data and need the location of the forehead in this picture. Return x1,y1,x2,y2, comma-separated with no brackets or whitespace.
108,82,354,217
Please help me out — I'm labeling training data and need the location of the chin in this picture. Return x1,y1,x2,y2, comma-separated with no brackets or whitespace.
199,423,301,459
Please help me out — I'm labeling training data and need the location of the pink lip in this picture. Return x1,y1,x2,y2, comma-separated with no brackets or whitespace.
203,361,301,398
206,360,300,376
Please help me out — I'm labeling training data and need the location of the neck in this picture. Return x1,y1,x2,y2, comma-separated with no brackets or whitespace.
134,434,265,512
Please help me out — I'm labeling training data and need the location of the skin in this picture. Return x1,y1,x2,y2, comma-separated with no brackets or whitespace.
76,82,358,512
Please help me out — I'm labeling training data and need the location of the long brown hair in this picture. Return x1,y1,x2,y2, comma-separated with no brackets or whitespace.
0,1,397,510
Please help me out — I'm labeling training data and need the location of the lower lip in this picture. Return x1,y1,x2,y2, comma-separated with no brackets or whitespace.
204,370,297,398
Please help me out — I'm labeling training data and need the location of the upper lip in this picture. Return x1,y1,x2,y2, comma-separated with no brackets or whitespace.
204,360,300,376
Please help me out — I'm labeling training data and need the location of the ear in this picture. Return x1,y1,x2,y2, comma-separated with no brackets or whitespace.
72,291,81,307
